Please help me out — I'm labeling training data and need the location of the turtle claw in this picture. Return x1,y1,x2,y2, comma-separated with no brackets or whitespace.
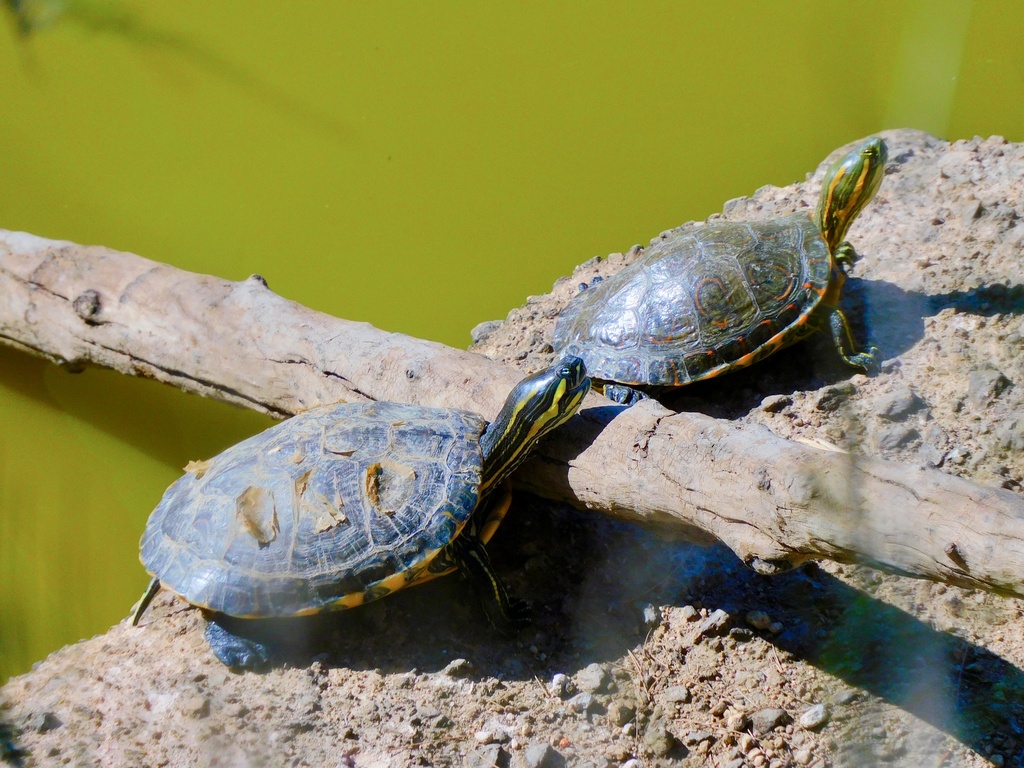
603,383,648,406
834,241,860,270
846,346,882,375
827,308,881,375
483,596,531,636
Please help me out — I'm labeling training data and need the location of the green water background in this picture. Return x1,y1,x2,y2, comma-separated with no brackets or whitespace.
1,0,1022,682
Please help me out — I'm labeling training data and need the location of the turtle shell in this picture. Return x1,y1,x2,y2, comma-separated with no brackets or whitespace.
553,212,833,386
138,402,487,619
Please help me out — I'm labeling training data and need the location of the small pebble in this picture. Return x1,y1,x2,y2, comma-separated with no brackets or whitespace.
30,712,62,733
182,695,210,719
577,662,612,694
726,712,749,732
694,608,730,639
442,658,472,677
466,744,503,768
746,611,773,630
832,689,857,705
568,692,595,714
995,417,1024,453
642,721,675,757
798,703,829,730
761,394,792,413
816,382,856,412
469,320,502,345
549,673,574,699
683,730,713,746
641,603,661,632
606,700,635,727
876,386,927,421
968,365,1011,407
679,605,699,622
793,747,813,765
523,741,561,768
750,708,790,734
663,685,690,703
875,424,921,451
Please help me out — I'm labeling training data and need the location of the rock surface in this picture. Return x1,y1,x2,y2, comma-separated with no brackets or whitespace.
3,129,1024,767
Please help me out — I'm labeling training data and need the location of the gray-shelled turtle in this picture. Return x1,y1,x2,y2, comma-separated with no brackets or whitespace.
553,138,888,404
131,358,590,668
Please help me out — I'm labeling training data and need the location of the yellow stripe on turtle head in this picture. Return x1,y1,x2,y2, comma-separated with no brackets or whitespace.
479,358,589,494
816,138,887,253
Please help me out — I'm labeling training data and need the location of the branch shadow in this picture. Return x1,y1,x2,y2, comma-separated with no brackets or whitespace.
3,0,359,148
628,529,1024,763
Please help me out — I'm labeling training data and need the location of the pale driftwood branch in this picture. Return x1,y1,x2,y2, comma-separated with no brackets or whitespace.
3,228,1023,598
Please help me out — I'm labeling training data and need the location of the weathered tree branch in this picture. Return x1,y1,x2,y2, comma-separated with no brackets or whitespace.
3,227,1023,598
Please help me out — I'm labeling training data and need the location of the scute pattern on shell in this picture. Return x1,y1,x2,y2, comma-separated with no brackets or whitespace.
553,212,832,386
138,402,486,618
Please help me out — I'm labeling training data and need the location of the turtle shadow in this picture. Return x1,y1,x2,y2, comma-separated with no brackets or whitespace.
654,277,1024,420
198,501,684,681
859,277,1024,361
180,501,1024,761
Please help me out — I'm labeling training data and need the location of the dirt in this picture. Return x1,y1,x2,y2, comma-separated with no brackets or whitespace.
3,128,1024,768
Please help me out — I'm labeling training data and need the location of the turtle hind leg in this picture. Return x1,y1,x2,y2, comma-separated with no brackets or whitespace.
452,532,528,634
826,306,881,373
204,615,272,670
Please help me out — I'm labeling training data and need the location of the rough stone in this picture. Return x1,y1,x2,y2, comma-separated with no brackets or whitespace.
521,742,564,768
968,365,1011,406
605,700,635,727
815,382,856,412
662,685,691,703
876,386,927,421
751,708,791,734
576,663,611,695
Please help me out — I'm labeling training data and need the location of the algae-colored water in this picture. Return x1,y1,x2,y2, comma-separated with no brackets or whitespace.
2,0,1023,682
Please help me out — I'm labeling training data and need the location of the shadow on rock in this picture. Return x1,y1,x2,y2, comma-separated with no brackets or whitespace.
671,544,1024,763
650,278,1024,420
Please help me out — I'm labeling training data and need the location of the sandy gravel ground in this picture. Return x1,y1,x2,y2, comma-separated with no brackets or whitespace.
3,129,1023,768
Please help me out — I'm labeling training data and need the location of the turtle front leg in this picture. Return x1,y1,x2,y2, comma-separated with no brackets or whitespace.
826,306,881,373
834,241,860,271
452,531,527,634
204,615,272,670
602,382,649,406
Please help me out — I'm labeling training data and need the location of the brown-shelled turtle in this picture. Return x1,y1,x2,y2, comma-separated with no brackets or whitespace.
131,357,590,668
553,138,888,404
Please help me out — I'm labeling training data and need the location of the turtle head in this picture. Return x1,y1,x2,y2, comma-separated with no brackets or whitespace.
480,356,590,492
815,137,888,253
